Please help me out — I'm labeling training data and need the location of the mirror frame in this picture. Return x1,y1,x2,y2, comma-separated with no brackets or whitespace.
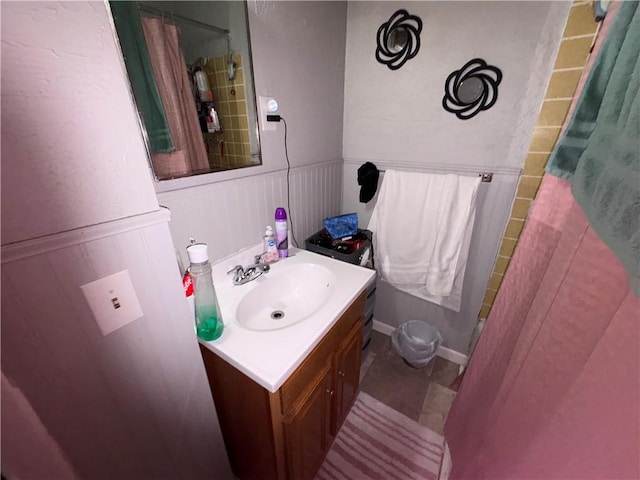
375,9,423,71
110,1,263,190
442,58,503,120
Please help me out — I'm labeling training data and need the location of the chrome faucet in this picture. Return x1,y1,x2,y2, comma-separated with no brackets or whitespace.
227,255,270,285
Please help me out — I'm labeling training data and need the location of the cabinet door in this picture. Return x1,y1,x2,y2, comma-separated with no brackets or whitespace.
334,320,363,434
282,360,333,480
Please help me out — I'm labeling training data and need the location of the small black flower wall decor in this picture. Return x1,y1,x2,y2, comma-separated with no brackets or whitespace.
442,58,503,120
375,9,423,71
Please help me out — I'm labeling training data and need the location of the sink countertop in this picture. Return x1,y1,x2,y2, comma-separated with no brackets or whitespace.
199,245,376,393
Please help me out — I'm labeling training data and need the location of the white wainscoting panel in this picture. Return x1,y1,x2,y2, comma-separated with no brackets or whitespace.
1,215,233,479
158,160,343,267
342,159,520,354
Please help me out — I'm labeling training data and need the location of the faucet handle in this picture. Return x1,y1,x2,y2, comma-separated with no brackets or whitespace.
227,265,244,275
254,253,265,264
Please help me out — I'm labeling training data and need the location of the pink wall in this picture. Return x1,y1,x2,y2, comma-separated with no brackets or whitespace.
1,3,233,478
1,1,159,245
1,373,77,479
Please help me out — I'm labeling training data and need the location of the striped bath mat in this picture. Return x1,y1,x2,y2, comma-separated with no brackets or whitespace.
316,391,445,480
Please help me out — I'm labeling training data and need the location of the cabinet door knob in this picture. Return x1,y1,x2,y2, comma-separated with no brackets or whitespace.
326,388,334,396
338,371,346,377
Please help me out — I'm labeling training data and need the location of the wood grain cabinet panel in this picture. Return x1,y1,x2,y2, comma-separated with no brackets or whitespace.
283,360,333,480
200,292,365,480
334,321,363,434
279,295,364,414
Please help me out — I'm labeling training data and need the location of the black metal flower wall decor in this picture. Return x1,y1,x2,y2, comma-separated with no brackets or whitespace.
375,9,423,71
442,58,503,120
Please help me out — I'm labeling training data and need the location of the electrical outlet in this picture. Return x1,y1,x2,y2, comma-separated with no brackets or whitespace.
81,270,144,336
258,96,278,132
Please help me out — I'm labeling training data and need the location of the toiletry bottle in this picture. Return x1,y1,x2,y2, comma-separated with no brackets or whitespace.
206,114,216,133
195,70,213,102
275,207,288,258
263,226,278,264
187,242,223,341
209,105,221,131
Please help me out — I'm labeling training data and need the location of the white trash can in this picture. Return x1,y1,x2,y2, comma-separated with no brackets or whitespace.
391,320,442,368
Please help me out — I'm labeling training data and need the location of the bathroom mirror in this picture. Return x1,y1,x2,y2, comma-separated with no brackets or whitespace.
442,58,503,120
375,9,423,71
110,1,260,181
457,77,484,104
388,27,409,54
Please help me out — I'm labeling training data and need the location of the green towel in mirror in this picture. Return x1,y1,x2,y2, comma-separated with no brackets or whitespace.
109,1,174,153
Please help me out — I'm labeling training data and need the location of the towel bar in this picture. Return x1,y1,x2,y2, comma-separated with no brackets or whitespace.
377,169,494,183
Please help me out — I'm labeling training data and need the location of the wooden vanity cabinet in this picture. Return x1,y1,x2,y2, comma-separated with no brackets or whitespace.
333,319,363,434
282,359,333,480
200,292,365,480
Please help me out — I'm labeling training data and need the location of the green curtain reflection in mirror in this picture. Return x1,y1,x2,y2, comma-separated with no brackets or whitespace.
110,1,174,153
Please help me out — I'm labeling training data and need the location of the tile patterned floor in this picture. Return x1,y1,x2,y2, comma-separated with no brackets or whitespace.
359,330,460,435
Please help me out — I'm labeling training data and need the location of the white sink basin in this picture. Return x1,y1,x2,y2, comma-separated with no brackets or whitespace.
235,263,335,331
204,246,376,392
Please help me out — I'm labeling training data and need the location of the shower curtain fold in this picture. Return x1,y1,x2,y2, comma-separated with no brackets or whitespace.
445,176,639,479
141,17,210,178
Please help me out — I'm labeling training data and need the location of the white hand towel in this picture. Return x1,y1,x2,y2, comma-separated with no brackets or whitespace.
368,170,480,312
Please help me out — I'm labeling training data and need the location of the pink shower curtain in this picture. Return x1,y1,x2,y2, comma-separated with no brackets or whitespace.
444,4,639,479
141,17,209,178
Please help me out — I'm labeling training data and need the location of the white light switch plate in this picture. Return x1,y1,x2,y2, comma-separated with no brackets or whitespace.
81,270,144,336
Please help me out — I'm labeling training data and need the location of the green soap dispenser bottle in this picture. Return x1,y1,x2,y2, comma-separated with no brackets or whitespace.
187,242,223,341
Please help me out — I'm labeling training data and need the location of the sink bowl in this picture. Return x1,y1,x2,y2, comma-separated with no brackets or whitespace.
235,263,335,331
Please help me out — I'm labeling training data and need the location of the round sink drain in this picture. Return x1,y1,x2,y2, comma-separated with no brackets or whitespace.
270,310,285,320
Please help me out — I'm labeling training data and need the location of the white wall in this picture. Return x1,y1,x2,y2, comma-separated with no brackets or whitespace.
342,1,570,352
0,2,232,478
1,1,348,474
160,161,343,268
155,0,348,192
246,0,347,171
1,1,159,245
159,1,348,261
343,1,570,169
1,217,232,479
